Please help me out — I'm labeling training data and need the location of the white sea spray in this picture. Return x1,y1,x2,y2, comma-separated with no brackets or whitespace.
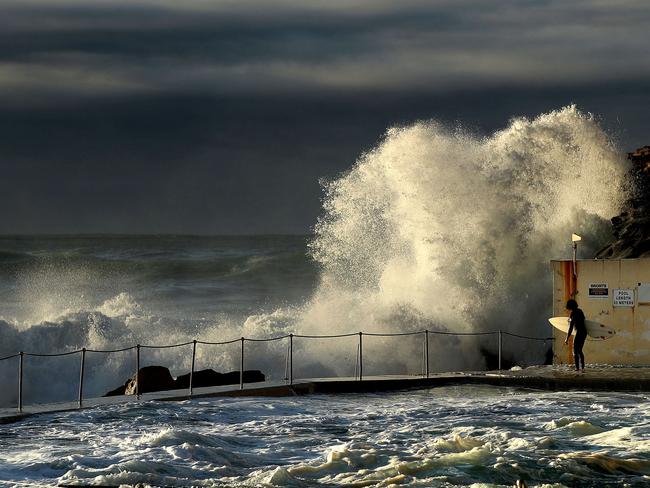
0,107,630,405
304,105,627,371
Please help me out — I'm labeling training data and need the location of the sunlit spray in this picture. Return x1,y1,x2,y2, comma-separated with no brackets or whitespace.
304,105,627,372
0,106,629,406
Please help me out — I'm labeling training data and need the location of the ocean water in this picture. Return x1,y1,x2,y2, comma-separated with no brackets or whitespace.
0,106,641,486
2,386,650,487
0,235,318,405
0,234,316,323
0,106,630,407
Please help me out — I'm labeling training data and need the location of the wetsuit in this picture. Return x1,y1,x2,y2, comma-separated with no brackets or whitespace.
568,308,587,371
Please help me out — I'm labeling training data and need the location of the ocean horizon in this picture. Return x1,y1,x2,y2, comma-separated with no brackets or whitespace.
1,107,645,486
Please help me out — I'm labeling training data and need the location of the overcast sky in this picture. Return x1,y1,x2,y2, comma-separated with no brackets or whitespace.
1,0,649,234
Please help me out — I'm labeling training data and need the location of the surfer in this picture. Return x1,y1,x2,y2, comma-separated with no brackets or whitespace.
564,299,586,372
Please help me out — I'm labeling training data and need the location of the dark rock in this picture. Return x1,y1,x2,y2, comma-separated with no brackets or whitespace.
125,365,176,395
480,348,516,370
222,369,265,384
104,365,176,397
628,146,650,171
595,146,650,259
174,369,223,389
175,369,265,389
104,380,129,397
104,367,266,396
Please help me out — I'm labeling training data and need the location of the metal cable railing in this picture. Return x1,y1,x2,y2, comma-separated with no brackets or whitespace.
0,353,20,362
430,330,497,336
86,346,137,353
363,330,424,337
196,338,242,345
293,332,359,339
140,341,195,349
25,350,82,357
502,331,553,341
0,328,555,414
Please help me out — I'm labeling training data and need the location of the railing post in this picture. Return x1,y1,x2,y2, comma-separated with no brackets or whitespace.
240,337,245,390
498,330,502,371
189,340,197,397
284,341,289,382
425,330,430,378
358,332,363,381
78,348,86,408
289,334,293,385
136,344,141,399
18,351,23,413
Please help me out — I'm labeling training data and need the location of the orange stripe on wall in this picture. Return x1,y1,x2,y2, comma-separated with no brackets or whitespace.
562,260,577,301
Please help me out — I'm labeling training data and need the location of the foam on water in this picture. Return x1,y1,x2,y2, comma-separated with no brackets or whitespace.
2,387,648,486
0,106,631,406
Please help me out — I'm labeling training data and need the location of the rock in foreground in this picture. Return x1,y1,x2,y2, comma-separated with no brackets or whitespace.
175,369,265,389
104,366,265,396
105,365,176,396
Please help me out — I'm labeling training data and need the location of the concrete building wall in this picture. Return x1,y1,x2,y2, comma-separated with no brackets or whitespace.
551,259,650,365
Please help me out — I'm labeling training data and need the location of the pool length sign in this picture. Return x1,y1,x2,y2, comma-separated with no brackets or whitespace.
613,289,635,307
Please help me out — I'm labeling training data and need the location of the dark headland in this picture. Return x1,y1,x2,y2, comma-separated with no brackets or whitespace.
596,146,650,258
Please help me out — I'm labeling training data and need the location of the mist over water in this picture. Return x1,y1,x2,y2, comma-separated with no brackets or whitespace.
0,106,629,406
0,236,317,405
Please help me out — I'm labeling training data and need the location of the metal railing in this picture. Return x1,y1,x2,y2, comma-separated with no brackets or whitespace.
0,329,552,413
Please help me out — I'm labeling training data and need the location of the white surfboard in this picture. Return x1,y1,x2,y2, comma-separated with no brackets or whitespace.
548,316,616,340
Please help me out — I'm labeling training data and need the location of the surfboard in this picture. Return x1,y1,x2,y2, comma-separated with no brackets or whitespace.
548,316,616,340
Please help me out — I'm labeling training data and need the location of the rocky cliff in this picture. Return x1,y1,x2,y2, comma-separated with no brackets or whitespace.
596,146,650,258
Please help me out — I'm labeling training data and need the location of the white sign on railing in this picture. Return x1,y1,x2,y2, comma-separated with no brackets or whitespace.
613,289,634,307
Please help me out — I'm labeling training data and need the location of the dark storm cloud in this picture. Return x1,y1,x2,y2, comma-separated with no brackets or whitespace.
0,0,649,233
3,0,649,98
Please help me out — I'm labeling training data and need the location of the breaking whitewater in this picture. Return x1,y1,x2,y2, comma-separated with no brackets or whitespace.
2,106,647,487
